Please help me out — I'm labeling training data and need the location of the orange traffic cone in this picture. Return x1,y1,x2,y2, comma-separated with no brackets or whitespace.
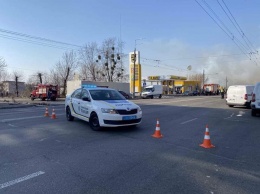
44,107,49,117
200,125,215,148
152,119,163,138
51,109,57,119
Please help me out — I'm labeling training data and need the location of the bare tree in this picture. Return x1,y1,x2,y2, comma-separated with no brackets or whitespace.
47,68,62,85
54,50,78,96
0,57,7,81
189,73,207,89
37,72,43,84
0,70,10,81
78,42,101,81
0,57,7,71
97,38,125,82
13,71,24,97
27,71,49,86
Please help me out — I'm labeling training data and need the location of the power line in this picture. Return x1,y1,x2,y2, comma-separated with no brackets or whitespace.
220,0,258,53
195,0,257,64
0,28,83,48
0,33,74,50
142,53,252,62
216,0,256,54
202,0,250,53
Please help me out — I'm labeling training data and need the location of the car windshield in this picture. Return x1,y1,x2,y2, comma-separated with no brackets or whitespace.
89,89,125,100
143,88,153,92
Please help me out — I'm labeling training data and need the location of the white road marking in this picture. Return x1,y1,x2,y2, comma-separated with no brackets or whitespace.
138,98,204,105
1,114,64,122
237,111,245,117
0,171,45,189
224,113,234,119
39,138,48,142
181,118,198,124
8,124,16,127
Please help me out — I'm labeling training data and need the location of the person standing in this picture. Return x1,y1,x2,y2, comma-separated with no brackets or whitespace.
220,86,224,99
47,88,52,101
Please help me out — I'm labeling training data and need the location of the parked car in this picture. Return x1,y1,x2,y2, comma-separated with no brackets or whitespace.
65,86,142,131
251,82,260,116
182,91,192,96
192,90,200,96
118,90,131,99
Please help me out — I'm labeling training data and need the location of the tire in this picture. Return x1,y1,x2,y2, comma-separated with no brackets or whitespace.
66,106,74,121
89,113,101,131
31,97,35,101
159,94,162,98
228,105,234,107
251,109,256,117
39,95,43,101
150,95,154,99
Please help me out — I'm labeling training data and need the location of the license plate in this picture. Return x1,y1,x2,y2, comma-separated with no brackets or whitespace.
122,115,137,120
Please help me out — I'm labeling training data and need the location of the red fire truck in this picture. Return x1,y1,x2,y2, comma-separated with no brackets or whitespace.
30,84,59,101
203,84,219,95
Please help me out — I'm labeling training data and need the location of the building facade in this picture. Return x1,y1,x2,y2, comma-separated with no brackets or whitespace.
0,81,26,97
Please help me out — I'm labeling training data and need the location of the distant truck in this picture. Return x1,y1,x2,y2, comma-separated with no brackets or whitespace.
141,85,163,99
203,84,219,95
30,84,59,101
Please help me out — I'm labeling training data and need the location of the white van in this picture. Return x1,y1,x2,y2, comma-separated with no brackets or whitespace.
141,85,163,99
251,82,260,116
226,85,255,108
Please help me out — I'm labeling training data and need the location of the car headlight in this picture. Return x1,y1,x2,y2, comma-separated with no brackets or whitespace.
137,107,142,113
101,108,118,114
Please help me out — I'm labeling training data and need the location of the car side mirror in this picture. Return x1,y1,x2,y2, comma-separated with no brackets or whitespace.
82,97,90,101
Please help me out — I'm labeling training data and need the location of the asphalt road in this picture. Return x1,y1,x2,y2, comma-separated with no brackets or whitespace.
0,96,259,194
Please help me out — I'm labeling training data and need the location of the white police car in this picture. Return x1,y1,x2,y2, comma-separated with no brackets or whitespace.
65,85,142,130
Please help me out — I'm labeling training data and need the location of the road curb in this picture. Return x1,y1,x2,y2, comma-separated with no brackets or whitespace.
0,102,63,109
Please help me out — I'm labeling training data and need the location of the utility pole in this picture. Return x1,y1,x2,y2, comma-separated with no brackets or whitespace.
202,69,205,90
226,76,228,90
15,76,18,97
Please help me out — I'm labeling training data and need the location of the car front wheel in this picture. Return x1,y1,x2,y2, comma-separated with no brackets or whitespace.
66,106,74,121
89,113,101,131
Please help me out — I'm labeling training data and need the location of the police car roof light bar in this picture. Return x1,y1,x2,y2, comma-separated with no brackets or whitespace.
82,84,97,88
